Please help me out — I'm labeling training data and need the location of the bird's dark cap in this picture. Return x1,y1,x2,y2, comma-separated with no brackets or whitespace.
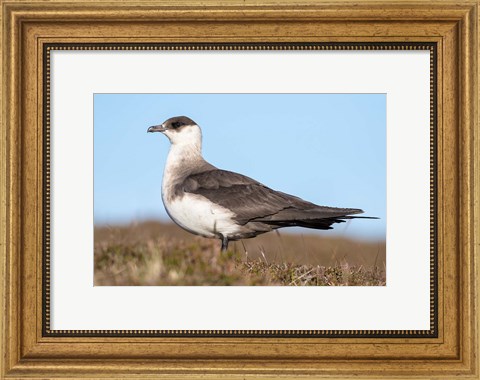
164,116,196,127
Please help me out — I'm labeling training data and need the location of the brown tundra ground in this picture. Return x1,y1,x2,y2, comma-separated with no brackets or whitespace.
94,221,386,286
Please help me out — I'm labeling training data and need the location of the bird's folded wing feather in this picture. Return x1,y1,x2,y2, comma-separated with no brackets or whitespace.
181,169,363,225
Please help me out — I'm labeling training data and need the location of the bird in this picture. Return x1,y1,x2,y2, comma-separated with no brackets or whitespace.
148,116,376,251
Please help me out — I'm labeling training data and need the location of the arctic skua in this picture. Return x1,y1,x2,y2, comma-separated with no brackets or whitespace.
148,116,376,251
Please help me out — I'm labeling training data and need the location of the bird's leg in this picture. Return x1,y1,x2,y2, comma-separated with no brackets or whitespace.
220,236,229,252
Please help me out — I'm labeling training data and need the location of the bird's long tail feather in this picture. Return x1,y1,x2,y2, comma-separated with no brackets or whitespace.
263,215,379,230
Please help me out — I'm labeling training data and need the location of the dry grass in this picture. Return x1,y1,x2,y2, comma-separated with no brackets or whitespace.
94,221,386,286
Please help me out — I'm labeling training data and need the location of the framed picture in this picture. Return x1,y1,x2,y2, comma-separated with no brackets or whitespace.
1,0,478,378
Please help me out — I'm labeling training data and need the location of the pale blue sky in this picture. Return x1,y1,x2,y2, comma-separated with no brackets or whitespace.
94,94,386,240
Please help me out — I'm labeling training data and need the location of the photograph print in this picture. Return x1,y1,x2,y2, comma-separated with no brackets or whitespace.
94,93,386,286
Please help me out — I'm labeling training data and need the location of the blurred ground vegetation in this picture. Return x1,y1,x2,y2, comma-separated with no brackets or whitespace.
94,221,386,286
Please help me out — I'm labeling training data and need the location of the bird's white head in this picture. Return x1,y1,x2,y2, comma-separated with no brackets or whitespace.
147,116,202,149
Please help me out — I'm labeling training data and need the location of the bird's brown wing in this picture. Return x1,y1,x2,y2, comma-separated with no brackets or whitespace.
180,169,363,225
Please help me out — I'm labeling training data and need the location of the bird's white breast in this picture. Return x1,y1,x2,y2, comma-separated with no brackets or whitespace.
162,192,240,238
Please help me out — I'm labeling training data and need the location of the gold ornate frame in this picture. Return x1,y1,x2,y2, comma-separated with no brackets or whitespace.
1,0,478,378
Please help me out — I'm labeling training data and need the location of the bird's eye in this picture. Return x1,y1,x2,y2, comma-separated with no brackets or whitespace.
171,121,182,129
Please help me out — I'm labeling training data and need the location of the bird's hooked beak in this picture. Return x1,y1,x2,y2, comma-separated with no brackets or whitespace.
147,124,166,133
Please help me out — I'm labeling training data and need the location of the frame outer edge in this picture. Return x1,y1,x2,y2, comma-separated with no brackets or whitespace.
469,1,479,377
458,2,478,375
1,0,479,378
476,0,480,376
0,1,5,378
0,1,477,22
2,1,22,376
